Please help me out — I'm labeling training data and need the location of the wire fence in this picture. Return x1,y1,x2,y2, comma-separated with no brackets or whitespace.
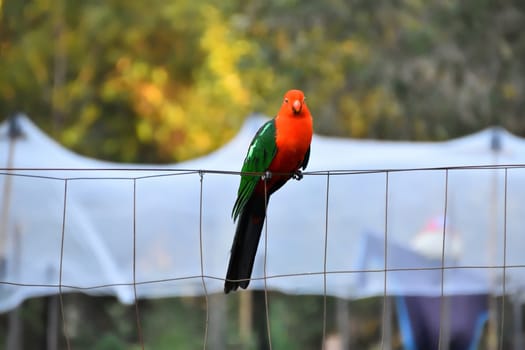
0,165,524,349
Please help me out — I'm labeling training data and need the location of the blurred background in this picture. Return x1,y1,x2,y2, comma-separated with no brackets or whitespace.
1,0,525,349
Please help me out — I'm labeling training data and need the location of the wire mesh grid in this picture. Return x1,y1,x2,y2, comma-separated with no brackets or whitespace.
0,165,523,349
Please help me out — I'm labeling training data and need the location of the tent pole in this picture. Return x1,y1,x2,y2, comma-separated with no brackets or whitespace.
513,292,523,350
5,203,22,350
239,290,252,346
382,296,392,350
3,115,23,350
487,129,503,350
46,295,59,350
6,308,22,350
336,297,350,349
208,293,227,350
0,118,18,275
438,295,451,350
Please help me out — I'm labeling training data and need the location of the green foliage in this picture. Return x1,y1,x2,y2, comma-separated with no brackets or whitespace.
268,294,326,350
141,297,207,350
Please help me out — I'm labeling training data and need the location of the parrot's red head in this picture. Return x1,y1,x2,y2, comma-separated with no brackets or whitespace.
281,89,308,116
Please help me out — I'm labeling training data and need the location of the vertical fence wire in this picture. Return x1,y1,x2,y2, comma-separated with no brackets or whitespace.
380,171,389,350
58,179,71,350
499,168,508,350
322,172,331,350
437,169,450,350
262,174,273,350
198,172,210,350
132,179,145,350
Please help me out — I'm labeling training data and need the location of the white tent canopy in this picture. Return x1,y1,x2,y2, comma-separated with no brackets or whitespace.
1,114,524,312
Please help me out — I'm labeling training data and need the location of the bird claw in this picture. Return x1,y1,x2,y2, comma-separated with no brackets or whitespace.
262,171,272,181
292,170,303,181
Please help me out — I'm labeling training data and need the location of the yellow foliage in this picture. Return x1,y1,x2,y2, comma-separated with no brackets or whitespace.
199,5,250,107
151,67,168,86
116,57,132,73
136,120,153,142
139,83,164,107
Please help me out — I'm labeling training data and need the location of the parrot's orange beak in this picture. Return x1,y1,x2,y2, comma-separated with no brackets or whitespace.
292,100,302,114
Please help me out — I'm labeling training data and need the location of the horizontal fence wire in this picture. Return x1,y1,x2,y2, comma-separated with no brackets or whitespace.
1,162,525,180
0,165,522,349
2,264,525,291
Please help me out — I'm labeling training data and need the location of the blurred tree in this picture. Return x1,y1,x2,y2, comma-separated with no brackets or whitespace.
242,0,525,140
1,1,252,162
2,0,525,162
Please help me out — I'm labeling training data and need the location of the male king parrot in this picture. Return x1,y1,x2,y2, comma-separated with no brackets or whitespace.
224,89,313,293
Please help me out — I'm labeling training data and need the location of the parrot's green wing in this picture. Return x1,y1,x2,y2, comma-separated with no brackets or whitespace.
232,119,277,221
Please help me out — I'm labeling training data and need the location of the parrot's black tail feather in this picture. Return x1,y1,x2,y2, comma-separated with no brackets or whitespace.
224,193,268,293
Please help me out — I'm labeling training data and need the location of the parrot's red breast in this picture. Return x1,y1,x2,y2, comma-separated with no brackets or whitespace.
262,89,313,191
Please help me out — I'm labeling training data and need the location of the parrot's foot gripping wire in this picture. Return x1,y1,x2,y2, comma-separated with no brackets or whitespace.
262,171,272,181
292,170,303,181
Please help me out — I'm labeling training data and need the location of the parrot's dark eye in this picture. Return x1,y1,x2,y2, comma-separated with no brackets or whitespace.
284,98,289,103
